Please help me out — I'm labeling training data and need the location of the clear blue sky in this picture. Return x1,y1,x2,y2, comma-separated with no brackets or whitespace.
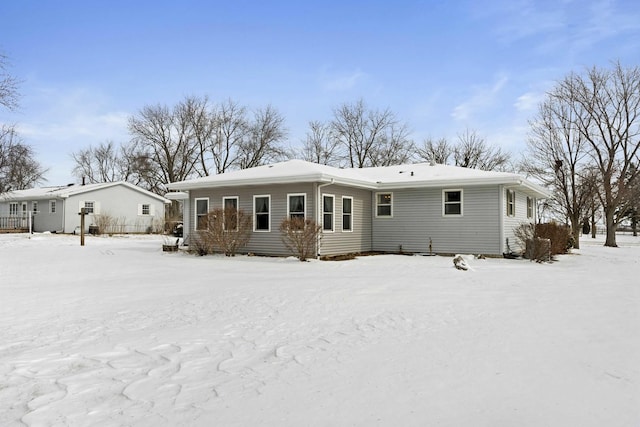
1,0,639,185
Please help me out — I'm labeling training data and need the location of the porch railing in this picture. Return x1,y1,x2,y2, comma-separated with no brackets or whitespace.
0,216,29,231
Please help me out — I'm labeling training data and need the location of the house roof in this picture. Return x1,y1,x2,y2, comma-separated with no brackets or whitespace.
167,159,551,198
0,181,171,203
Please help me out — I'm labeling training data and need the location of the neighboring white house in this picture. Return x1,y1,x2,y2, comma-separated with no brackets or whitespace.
166,159,551,257
0,181,171,234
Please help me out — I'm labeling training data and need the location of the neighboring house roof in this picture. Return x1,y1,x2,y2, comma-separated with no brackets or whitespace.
0,181,171,204
167,159,551,198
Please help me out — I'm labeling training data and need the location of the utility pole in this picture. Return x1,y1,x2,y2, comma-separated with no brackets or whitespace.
79,208,86,246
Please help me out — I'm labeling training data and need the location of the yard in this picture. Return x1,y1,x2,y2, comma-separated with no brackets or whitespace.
0,233,638,426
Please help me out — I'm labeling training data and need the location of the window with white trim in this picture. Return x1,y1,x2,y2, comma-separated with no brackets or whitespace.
527,197,534,219
376,193,392,217
83,201,95,214
32,201,38,215
443,190,462,216
49,200,56,214
506,190,515,217
254,195,270,231
9,202,18,216
288,194,306,220
223,196,239,231
323,195,334,232
141,204,150,215
195,198,209,230
342,196,352,232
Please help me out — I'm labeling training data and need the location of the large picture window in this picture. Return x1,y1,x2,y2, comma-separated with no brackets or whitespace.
376,193,392,217
195,198,209,230
342,196,352,232
223,196,239,231
443,190,462,216
323,195,334,232
254,195,270,231
288,194,306,220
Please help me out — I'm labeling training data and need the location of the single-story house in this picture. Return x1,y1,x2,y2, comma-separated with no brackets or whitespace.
0,181,171,234
166,159,550,257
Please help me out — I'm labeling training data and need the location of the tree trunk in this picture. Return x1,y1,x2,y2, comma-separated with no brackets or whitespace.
604,206,618,247
570,214,581,249
591,211,597,239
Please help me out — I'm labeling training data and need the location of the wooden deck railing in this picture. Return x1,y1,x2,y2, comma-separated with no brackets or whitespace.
0,216,29,232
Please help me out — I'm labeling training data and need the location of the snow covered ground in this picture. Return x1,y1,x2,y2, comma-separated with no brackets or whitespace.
1,232,638,427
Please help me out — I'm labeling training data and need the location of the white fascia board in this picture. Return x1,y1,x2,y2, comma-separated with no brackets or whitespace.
168,174,377,190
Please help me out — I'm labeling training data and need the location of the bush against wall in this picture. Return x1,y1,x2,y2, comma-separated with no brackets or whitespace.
279,217,322,261
514,222,572,261
191,207,252,256
535,222,572,255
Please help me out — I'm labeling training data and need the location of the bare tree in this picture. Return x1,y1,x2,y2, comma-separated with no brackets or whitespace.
237,105,288,169
0,53,20,111
524,91,594,249
210,99,247,174
297,120,343,166
0,125,46,192
560,63,640,247
128,102,201,194
330,99,414,168
415,137,452,164
454,129,510,171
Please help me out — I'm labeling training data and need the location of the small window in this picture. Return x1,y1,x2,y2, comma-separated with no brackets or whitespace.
443,190,462,216
223,196,238,231
9,202,18,216
254,195,270,231
49,200,56,214
323,195,334,232
141,204,150,215
32,201,38,215
342,196,353,232
506,190,515,217
376,193,392,217
195,198,209,230
84,201,95,214
288,194,306,220
527,197,534,219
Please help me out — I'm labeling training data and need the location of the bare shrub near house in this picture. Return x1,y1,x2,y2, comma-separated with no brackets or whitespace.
514,222,571,261
280,217,322,261
191,207,252,256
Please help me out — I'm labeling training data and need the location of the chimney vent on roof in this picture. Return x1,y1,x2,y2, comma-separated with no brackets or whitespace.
411,171,414,176
82,176,86,186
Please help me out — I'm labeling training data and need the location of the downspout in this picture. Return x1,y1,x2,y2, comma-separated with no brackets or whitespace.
498,185,504,255
316,179,334,258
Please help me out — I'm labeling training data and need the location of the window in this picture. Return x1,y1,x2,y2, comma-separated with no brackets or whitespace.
342,196,353,232
527,197,534,219
223,196,238,231
141,204,150,215
49,200,56,214
32,201,38,215
443,190,462,216
506,190,515,217
323,195,334,232
195,198,209,230
254,195,270,231
288,194,306,220
84,201,95,214
376,193,392,217
9,202,18,216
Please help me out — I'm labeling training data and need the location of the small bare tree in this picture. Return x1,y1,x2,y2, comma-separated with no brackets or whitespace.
297,120,344,166
193,207,252,256
279,217,322,261
0,125,47,192
415,137,452,164
1,53,20,111
454,129,510,171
